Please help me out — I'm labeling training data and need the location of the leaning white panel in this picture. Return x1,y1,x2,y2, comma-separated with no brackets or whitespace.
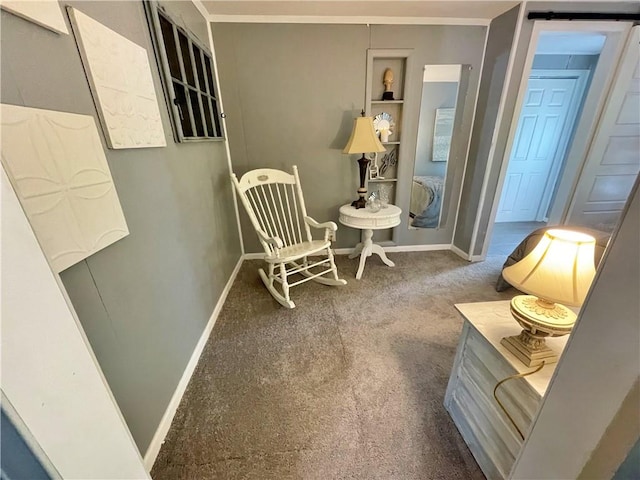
68,7,166,149
0,0,69,35
1,104,129,272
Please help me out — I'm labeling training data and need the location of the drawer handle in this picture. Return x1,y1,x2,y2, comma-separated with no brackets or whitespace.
493,361,546,441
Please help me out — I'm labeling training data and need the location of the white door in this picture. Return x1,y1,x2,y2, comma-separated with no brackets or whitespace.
567,27,640,232
496,77,579,222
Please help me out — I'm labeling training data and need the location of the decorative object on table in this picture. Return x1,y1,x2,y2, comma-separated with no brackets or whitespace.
369,153,380,180
231,165,346,309
501,229,597,366
343,111,386,209
68,7,166,149
382,68,395,100
377,184,391,208
379,149,397,177
0,104,129,273
432,107,455,162
373,112,395,143
365,192,382,212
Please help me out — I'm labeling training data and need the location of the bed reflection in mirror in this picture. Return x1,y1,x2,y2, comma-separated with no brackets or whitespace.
410,65,463,229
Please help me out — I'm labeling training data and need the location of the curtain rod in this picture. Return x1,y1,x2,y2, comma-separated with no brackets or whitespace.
527,12,640,21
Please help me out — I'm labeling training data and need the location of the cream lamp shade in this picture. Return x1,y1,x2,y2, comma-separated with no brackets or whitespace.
503,229,597,306
343,116,386,154
500,228,597,367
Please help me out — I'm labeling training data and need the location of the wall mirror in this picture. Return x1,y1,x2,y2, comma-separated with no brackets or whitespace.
409,65,464,229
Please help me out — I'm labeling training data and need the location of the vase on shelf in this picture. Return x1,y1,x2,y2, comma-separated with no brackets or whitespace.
377,184,391,208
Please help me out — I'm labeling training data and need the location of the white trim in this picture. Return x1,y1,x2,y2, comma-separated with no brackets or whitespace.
451,22,490,256
244,252,266,260
204,15,245,256
143,255,244,471
477,20,632,260
191,0,209,20
209,15,491,26
380,243,451,253
245,244,451,259
451,244,472,261
467,1,527,260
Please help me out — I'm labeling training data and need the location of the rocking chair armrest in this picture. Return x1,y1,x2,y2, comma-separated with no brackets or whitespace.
304,216,338,232
304,216,337,242
256,229,284,249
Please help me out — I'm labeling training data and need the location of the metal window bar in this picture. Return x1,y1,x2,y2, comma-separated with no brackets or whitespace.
147,4,223,141
187,39,210,136
171,26,197,136
147,7,185,140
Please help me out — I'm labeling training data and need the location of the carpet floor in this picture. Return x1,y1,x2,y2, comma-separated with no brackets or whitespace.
152,251,514,479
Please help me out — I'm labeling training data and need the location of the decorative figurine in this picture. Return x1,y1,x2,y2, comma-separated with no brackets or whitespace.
382,68,395,100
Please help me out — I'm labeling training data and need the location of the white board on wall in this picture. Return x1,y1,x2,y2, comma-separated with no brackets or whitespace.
0,0,68,35
1,167,149,479
68,7,167,149
0,104,129,273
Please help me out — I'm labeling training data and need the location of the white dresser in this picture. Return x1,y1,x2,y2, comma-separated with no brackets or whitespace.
444,301,568,479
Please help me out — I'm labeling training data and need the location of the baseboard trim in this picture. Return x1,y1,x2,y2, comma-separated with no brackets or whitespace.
142,255,244,471
382,243,451,253
450,244,471,261
245,244,452,258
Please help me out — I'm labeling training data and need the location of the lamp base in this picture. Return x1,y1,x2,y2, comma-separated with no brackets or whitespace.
501,331,558,367
351,197,367,209
501,295,577,367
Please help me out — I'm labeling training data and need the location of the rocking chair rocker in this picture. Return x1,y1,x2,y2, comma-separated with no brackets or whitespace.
231,166,347,308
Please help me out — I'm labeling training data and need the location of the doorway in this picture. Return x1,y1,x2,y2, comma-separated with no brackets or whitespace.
495,69,591,223
486,23,631,258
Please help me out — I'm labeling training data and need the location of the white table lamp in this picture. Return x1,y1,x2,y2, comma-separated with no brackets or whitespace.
501,229,597,366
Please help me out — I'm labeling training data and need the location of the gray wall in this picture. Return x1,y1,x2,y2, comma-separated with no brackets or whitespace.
1,0,241,453
213,23,485,251
466,1,640,256
453,5,520,255
212,23,369,252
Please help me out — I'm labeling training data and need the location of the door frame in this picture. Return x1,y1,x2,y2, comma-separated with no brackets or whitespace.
475,20,632,260
496,69,589,223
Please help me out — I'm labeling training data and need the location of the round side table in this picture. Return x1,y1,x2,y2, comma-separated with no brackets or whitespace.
338,203,402,280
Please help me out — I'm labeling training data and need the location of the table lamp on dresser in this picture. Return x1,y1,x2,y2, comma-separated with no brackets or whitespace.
501,229,597,367
343,111,386,209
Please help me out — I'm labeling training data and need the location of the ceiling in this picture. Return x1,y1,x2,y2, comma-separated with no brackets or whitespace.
201,1,521,24
536,32,607,55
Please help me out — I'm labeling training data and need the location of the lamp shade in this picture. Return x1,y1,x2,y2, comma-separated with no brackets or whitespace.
503,229,597,307
343,117,386,155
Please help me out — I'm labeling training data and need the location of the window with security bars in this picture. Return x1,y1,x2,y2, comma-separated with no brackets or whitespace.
145,3,224,141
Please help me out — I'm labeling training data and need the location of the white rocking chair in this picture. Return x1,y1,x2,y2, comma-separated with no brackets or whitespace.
231,165,347,308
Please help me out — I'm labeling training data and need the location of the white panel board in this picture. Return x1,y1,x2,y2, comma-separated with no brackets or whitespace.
0,104,129,272
1,168,149,479
0,0,68,35
68,7,166,149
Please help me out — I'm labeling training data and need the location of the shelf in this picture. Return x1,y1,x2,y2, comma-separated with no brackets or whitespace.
369,178,398,182
371,100,404,104
382,141,400,145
